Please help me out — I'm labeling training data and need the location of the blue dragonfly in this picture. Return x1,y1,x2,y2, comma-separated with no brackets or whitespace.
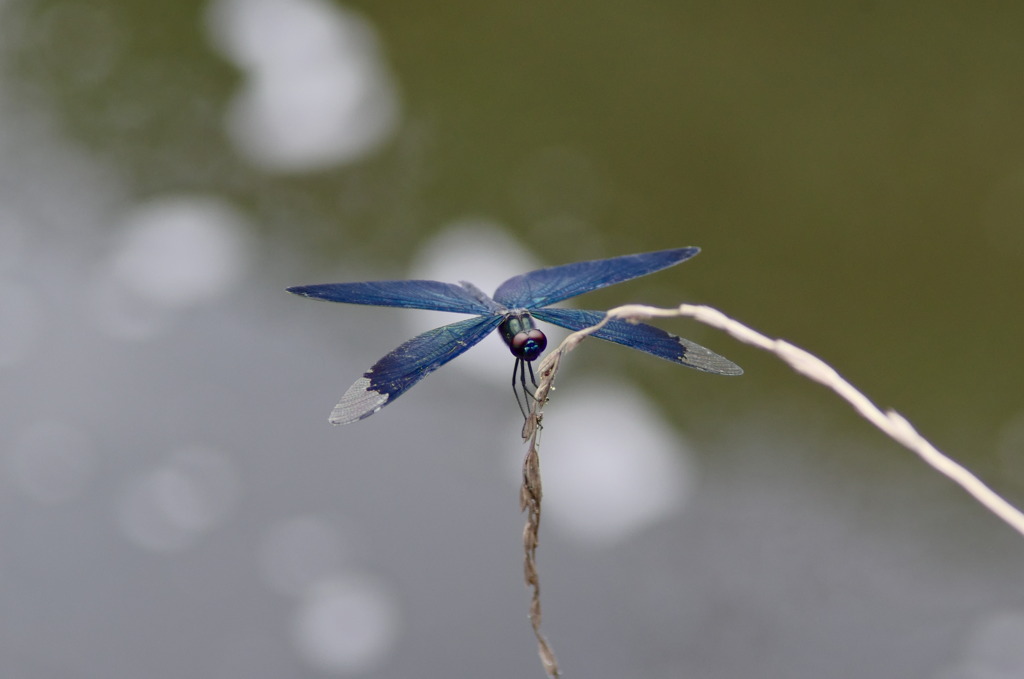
288,246,742,424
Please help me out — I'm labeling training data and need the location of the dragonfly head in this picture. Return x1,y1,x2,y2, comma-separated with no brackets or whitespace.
510,328,547,361
499,312,547,361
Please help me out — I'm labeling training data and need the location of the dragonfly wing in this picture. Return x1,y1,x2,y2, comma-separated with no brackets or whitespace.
331,314,504,424
532,308,742,376
493,247,700,309
288,280,496,315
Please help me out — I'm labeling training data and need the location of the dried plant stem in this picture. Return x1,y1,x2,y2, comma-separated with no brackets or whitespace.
519,440,559,678
614,303,1024,537
518,302,1024,677
517,313,613,678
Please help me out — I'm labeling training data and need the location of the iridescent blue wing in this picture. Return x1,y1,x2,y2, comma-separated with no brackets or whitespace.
288,280,497,315
330,315,504,424
531,307,742,375
492,247,700,309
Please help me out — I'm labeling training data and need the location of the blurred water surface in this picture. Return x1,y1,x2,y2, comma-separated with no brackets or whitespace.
1,1,1024,677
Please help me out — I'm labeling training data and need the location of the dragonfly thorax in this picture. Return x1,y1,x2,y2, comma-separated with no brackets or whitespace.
499,311,547,361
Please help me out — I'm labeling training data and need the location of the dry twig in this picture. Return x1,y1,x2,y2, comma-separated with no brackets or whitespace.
518,311,617,678
517,302,1024,677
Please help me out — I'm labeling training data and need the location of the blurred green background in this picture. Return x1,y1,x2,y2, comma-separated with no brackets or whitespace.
10,0,1024,443
2,1,1024,677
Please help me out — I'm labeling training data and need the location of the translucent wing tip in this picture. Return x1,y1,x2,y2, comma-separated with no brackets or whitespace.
329,377,389,425
713,360,744,376
676,337,743,376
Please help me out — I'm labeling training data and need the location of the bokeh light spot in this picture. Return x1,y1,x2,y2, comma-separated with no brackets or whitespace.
206,0,400,172
117,445,240,552
290,573,400,674
109,195,250,308
515,380,694,547
93,195,250,340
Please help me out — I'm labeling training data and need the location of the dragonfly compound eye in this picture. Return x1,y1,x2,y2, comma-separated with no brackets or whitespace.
511,329,547,361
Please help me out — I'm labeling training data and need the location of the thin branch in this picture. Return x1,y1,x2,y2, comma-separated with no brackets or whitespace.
519,439,559,678
517,312,618,678
517,301,1024,677
604,303,1024,538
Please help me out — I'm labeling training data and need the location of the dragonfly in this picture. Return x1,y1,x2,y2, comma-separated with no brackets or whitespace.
288,246,742,424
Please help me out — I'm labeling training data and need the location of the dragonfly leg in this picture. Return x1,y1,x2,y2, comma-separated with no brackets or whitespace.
512,358,530,419
524,360,540,399
512,357,546,420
